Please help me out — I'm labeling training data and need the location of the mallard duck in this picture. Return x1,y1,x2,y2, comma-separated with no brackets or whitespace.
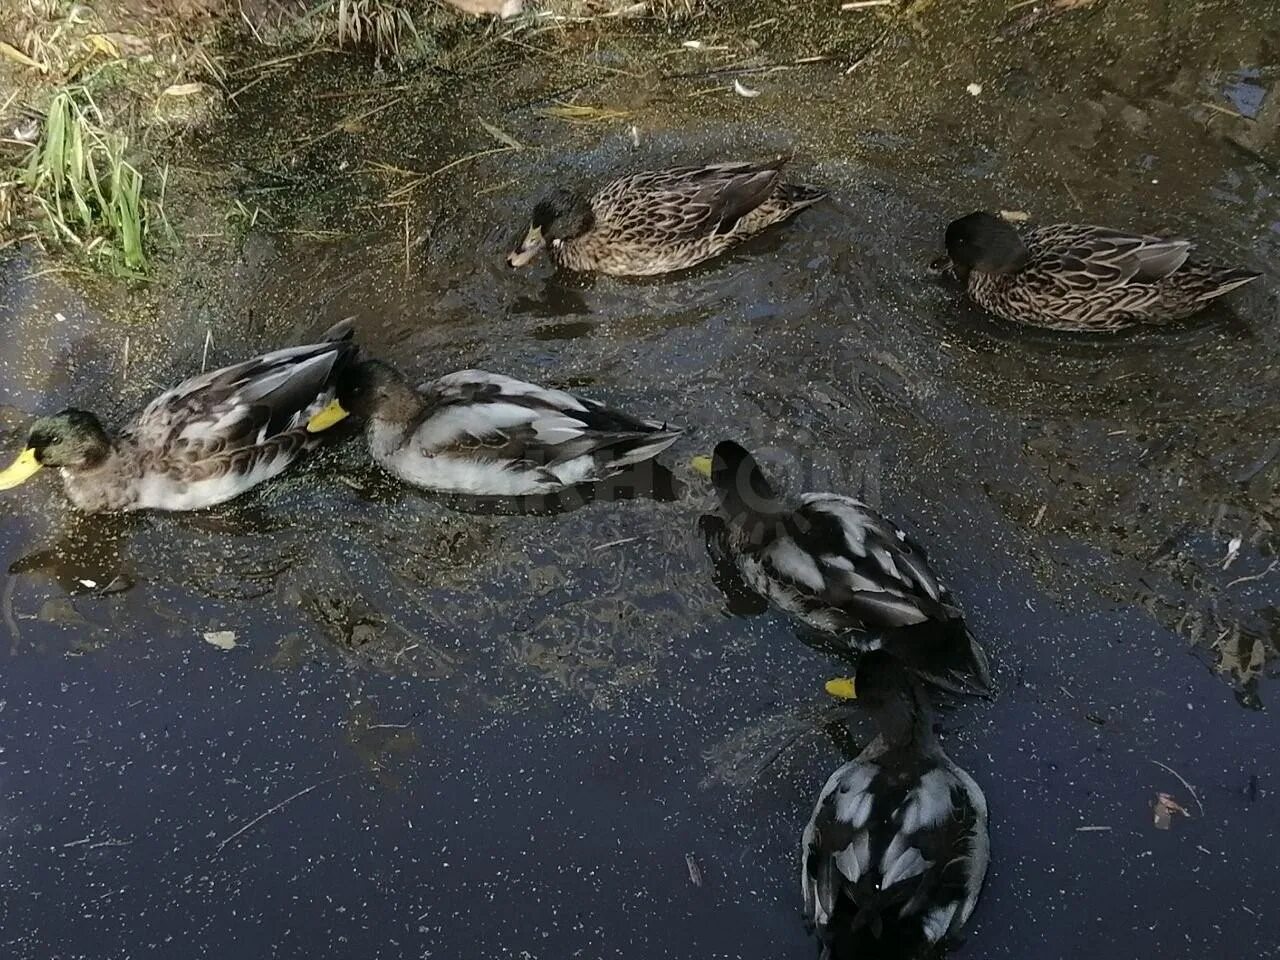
307,360,682,496
802,651,990,959
0,321,357,513
691,441,992,696
506,157,826,276
942,211,1259,331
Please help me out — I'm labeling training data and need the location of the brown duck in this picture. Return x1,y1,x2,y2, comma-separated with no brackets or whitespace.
507,158,825,276
943,211,1259,331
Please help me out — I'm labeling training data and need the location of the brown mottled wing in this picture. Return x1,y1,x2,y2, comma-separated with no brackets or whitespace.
596,160,785,240
1027,224,1191,292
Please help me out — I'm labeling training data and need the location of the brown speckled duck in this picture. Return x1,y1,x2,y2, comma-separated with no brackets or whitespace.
943,211,1259,332
507,158,826,276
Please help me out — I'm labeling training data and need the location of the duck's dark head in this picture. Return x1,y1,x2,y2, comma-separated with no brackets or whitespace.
826,650,931,744
691,441,788,544
944,211,1030,281
692,440,781,509
507,189,595,268
0,410,113,489
307,360,419,433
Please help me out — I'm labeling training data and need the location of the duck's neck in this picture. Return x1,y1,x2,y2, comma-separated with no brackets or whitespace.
59,440,141,512
873,684,935,751
718,466,787,546
366,388,427,458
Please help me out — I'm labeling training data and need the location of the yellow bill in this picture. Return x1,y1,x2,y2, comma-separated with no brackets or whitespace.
307,400,349,434
824,677,857,700
0,447,43,490
690,455,712,478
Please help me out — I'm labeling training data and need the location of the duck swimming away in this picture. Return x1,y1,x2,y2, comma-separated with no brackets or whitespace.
942,211,1259,331
691,440,993,697
307,360,682,496
507,157,826,276
802,651,990,960
0,320,356,513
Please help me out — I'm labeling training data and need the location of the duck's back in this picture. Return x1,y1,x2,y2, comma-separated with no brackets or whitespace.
562,161,822,275
970,223,1257,330
802,744,989,958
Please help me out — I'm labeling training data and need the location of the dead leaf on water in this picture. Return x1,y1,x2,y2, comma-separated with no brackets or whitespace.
203,630,238,651
536,102,631,124
84,34,120,57
0,40,46,72
733,79,761,98
478,117,523,150
162,83,206,97
1153,792,1189,830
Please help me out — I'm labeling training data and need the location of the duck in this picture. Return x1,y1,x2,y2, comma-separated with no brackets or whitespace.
691,440,992,696
506,157,826,276
0,320,357,513
802,650,990,959
307,359,682,496
941,211,1259,331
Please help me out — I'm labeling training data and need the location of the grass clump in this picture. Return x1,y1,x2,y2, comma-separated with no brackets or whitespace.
19,87,163,276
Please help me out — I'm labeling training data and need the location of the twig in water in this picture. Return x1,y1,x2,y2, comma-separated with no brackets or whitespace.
201,328,212,373
278,96,404,163
3,575,21,653
594,536,639,551
1150,759,1205,817
121,335,130,382
403,205,411,280
385,147,516,201
215,774,349,853
1225,559,1278,589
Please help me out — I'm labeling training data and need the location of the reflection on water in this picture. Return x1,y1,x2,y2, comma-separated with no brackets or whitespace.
1,1,1278,958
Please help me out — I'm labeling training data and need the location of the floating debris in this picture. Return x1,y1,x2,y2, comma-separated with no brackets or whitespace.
1222,535,1243,569
685,853,703,886
1153,792,1189,830
202,630,238,651
733,79,761,98
966,82,983,97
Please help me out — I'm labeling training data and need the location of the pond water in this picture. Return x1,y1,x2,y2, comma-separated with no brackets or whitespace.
1,1,1278,958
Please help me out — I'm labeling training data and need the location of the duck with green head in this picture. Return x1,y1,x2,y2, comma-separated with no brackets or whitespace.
507,157,826,276
0,320,356,513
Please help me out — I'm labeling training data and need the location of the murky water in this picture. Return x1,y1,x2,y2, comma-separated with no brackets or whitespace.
2,2,1279,958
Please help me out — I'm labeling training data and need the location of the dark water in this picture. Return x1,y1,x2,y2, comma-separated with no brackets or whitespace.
2,2,1279,958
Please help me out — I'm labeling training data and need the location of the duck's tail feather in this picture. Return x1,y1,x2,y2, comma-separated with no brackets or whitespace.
1196,268,1260,302
603,427,682,471
881,617,994,700
779,181,828,210
320,316,357,342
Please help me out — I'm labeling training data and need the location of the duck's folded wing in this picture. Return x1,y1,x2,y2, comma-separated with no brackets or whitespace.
890,765,989,942
804,759,987,946
610,159,786,239
802,761,881,929
420,370,678,468
771,494,954,627
130,330,356,457
1033,224,1191,290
